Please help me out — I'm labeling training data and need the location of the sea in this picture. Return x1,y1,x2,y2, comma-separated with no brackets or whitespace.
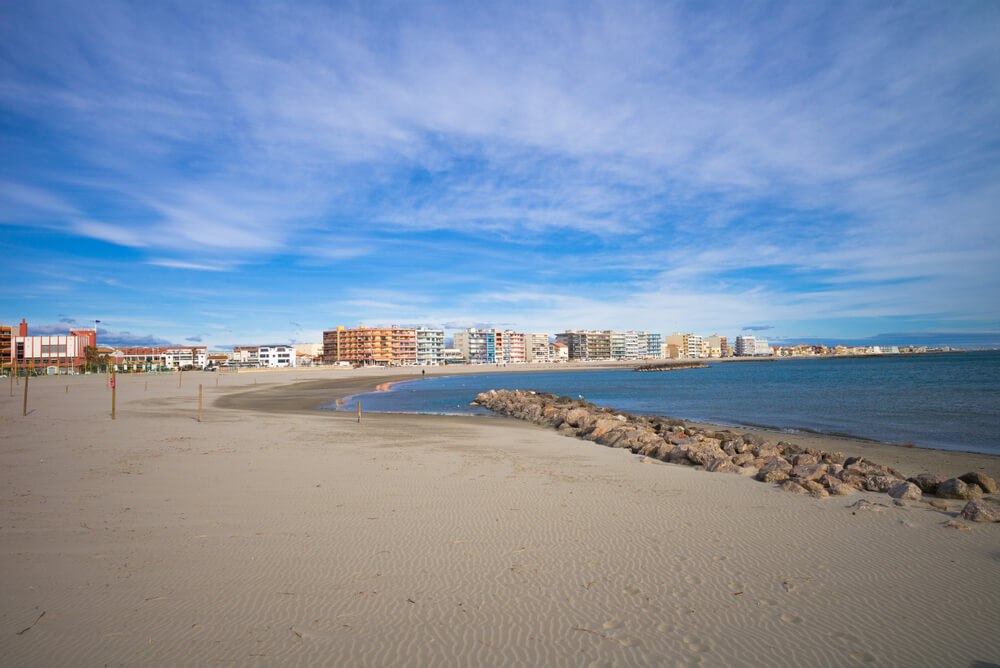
332,350,1000,455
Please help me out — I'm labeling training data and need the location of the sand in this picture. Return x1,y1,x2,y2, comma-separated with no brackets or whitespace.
2,366,999,666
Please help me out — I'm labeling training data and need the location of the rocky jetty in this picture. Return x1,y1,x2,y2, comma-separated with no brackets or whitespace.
472,389,999,511
634,362,709,372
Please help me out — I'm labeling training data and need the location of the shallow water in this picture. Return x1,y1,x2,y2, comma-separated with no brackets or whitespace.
333,351,1000,454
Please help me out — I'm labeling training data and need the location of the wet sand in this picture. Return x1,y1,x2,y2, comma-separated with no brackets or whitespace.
2,367,999,666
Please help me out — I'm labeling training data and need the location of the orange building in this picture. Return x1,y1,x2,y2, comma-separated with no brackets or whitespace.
0,322,12,374
323,326,417,366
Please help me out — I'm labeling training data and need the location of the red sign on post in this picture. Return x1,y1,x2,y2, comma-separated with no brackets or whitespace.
110,378,116,389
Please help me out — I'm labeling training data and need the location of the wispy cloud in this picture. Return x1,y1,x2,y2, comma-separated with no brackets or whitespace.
146,259,232,272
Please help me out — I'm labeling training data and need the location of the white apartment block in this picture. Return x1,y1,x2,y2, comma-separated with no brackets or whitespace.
754,338,771,356
259,345,297,367
501,330,526,363
609,331,626,360
415,327,445,365
163,347,208,369
685,334,704,358
735,336,756,356
624,331,641,359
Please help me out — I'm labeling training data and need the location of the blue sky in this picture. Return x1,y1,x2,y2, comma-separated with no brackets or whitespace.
2,1,999,349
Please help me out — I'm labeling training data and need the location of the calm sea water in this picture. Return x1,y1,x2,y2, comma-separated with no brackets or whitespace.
334,351,1000,455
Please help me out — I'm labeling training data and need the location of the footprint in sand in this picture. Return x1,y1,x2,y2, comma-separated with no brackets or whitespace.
641,605,660,613
622,586,641,595
830,631,860,643
618,635,641,647
757,598,778,607
780,614,803,624
602,620,623,630
850,652,876,663
657,622,675,633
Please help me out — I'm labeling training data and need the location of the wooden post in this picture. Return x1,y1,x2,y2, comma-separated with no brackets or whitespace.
111,369,116,420
357,400,361,423
144,380,148,392
66,384,68,394
198,384,203,423
178,370,182,388
23,370,29,416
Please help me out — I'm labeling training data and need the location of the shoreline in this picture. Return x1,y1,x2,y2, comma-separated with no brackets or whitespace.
214,367,1000,480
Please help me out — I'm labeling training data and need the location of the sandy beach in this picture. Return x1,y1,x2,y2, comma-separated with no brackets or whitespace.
2,366,999,666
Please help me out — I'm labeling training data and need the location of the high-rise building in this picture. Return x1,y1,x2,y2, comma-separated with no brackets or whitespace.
0,322,12,375
555,331,613,361
754,338,771,356
525,333,551,362
322,326,416,366
415,327,445,365
454,329,496,363
735,335,757,356
607,331,624,360
705,334,728,357
639,332,663,358
500,330,526,363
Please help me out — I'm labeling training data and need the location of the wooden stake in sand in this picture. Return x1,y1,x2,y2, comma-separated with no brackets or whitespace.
22,370,29,417
198,384,203,423
178,370,182,389
66,385,68,394
111,369,116,420
357,400,361,423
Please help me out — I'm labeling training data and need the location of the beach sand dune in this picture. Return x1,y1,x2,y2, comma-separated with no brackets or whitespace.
2,368,998,666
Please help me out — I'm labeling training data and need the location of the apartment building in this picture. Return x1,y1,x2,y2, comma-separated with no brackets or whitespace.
259,345,297,367
555,331,585,360
624,331,641,360
231,345,260,366
705,334,728,357
735,336,757,356
638,332,663,359
415,327,445,365
609,331,626,360
754,338,771,356
323,326,416,366
0,322,11,374
500,330,526,363
548,341,569,361
525,333,551,362
454,329,496,363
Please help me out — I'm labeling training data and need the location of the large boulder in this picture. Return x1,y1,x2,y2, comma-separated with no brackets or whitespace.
864,474,897,493
790,463,826,481
959,472,998,494
687,442,727,466
705,457,738,473
887,481,922,501
563,408,592,428
959,500,1000,523
780,480,807,494
756,458,791,482
907,473,947,494
936,478,984,500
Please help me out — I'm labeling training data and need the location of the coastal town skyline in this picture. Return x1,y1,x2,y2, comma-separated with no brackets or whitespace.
3,2,999,350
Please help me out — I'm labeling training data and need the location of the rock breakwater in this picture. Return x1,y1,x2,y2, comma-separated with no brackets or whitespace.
472,389,999,519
